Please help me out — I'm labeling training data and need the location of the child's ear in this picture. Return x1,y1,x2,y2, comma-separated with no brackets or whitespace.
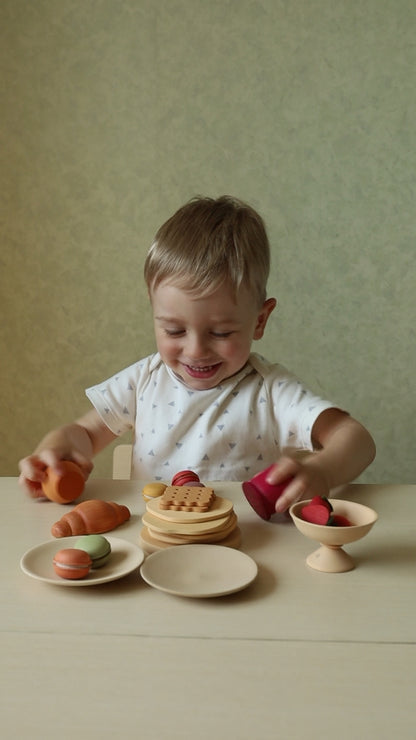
253,298,276,339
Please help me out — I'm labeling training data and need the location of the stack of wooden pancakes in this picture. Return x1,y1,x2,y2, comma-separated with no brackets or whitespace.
139,484,241,553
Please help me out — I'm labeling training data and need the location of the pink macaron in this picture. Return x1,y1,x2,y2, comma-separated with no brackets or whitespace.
171,470,202,487
53,548,92,580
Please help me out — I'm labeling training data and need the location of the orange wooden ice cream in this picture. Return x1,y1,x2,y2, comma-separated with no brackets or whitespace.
42,461,85,504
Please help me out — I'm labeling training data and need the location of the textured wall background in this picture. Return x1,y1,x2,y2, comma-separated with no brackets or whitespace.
1,0,415,481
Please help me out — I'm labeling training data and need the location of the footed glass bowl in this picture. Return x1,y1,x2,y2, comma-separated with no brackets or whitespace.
289,499,378,573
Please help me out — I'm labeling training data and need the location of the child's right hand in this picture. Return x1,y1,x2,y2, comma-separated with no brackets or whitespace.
18,451,93,499
18,411,117,498
18,423,95,498
18,453,54,498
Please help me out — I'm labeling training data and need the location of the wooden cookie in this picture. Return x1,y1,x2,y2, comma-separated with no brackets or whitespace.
147,495,234,523
159,485,215,512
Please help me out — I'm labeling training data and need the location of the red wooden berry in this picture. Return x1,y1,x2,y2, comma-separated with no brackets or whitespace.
300,503,330,525
327,514,352,527
310,495,332,512
310,495,323,507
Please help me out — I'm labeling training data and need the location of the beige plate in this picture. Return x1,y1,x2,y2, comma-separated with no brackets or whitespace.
145,515,238,544
20,536,145,587
140,543,256,597
142,510,235,535
146,495,234,523
139,526,242,553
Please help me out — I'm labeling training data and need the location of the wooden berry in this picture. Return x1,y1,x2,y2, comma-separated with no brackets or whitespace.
300,496,352,527
300,503,330,525
310,495,333,512
327,514,352,527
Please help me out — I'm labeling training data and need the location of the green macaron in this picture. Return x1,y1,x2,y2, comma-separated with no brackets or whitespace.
74,534,112,568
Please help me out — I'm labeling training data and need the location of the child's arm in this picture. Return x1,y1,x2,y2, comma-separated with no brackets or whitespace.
267,408,376,513
18,409,117,498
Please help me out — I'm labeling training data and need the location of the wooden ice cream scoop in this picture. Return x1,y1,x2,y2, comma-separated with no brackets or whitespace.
41,461,85,504
51,499,131,537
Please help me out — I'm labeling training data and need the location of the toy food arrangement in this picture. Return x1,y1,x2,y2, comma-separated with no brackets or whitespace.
300,496,352,526
53,535,112,580
139,471,241,553
22,472,134,582
242,465,293,520
41,461,85,504
51,499,131,537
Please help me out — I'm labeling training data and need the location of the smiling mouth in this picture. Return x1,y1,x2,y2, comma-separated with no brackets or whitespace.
188,364,216,372
183,363,221,378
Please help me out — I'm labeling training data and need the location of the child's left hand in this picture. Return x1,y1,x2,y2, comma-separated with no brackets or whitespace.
265,455,330,513
268,409,377,513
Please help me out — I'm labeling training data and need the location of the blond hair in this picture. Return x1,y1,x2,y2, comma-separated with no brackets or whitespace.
144,196,271,306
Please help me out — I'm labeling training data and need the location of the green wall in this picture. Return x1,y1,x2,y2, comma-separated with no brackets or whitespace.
1,0,415,482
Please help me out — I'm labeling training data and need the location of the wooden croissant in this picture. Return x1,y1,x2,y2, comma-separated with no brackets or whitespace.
51,499,131,538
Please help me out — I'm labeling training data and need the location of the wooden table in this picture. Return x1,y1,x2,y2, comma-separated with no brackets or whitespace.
1,478,415,739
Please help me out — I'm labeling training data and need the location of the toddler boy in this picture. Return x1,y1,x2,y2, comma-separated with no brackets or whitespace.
19,195,375,512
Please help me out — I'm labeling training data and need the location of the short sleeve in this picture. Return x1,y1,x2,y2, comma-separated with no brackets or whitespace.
85,361,147,436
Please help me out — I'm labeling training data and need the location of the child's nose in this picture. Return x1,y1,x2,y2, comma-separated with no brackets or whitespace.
186,332,208,359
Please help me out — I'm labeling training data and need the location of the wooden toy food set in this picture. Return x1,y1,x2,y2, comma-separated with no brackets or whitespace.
139,470,241,554
20,462,378,583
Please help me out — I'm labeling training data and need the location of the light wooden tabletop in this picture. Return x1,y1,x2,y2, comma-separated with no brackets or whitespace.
1,477,415,739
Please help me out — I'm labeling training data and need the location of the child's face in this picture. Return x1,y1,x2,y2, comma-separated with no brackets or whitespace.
151,280,276,390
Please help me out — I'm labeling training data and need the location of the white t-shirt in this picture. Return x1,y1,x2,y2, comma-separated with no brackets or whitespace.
86,352,338,481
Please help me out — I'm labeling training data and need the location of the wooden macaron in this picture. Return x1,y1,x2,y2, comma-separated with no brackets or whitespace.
142,482,167,502
52,548,92,580
74,535,112,568
171,470,202,487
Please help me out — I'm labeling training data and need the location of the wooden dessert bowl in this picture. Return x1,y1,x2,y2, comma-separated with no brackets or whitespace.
289,499,378,573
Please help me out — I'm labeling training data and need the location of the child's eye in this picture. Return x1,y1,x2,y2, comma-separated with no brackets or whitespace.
164,329,185,336
212,331,233,338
